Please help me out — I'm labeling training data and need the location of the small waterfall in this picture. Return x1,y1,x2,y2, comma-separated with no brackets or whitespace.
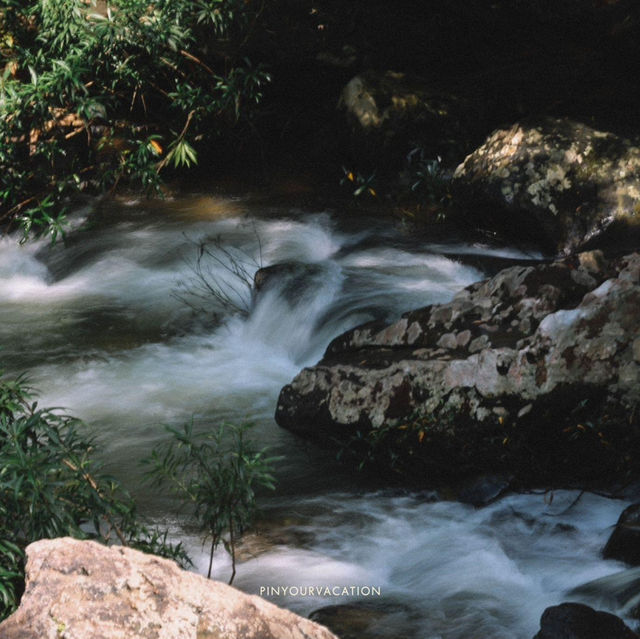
0,197,629,639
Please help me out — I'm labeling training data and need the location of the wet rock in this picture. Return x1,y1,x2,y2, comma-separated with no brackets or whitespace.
253,261,327,303
456,473,513,507
0,537,338,639
603,504,640,566
234,517,315,562
532,602,638,639
276,253,640,484
569,567,640,620
309,601,418,639
453,118,640,255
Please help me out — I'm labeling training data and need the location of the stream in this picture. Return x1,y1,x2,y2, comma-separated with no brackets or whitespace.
1,192,635,638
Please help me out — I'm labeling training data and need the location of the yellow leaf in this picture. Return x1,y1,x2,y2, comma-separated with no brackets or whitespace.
502,437,509,445
149,139,163,155
418,430,425,443
347,171,355,182
368,187,377,197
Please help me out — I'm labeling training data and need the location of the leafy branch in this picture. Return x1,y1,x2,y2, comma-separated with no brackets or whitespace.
143,420,278,583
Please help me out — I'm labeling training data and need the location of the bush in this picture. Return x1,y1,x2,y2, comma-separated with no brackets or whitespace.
0,373,189,621
144,419,278,584
0,0,269,239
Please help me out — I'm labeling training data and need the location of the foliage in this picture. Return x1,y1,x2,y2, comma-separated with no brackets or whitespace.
144,419,277,584
336,421,421,477
0,0,270,240
340,166,377,199
0,372,190,621
334,406,459,482
405,150,452,214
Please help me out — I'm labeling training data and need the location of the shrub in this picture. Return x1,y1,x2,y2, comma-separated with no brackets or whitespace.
144,419,278,584
0,373,189,621
0,0,270,239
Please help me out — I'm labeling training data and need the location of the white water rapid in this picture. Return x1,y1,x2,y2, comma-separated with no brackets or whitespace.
1,194,634,638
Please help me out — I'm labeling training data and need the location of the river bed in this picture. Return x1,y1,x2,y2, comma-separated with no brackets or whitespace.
1,192,634,638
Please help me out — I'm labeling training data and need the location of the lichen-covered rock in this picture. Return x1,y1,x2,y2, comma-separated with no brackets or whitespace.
0,538,338,639
340,70,470,166
532,603,638,639
453,118,640,254
276,252,640,483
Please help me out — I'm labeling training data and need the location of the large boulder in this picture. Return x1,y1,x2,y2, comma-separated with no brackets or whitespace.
0,537,337,639
453,118,640,255
276,252,640,483
532,603,637,639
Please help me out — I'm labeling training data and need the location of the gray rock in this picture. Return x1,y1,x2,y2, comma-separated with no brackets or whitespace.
0,537,338,639
253,261,327,304
453,118,640,254
533,602,637,639
276,253,640,483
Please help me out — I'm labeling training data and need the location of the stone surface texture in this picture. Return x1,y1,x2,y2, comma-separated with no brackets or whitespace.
276,252,640,481
453,118,640,254
0,537,338,639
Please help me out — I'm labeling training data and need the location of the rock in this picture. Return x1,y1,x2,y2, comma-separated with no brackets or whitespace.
309,601,417,639
453,118,640,254
569,568,640,619
456,473,513,507
603,504,640,566
253,261,328,304
340,70,470,167
532,602,638,639
275,252,640,484
0,537,338,639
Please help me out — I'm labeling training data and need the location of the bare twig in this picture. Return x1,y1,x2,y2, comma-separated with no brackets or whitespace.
172,229,262,319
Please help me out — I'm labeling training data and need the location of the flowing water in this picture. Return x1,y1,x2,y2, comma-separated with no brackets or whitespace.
1,193,635,638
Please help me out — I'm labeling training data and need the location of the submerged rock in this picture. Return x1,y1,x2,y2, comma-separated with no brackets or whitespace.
453,118,640,254
532,602,638,639
0,537,338,639
570,567,640,620
276,252,640,484
309,601,418,639
604,503,640,566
